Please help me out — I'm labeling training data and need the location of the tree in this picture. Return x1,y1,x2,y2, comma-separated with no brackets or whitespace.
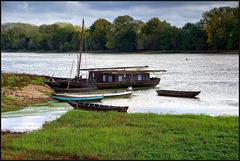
158,26,181,50
181,23,208,51
106,15,137,52
138,18,170,50
89,19,111,51
1,32,13,49
200,7,239,50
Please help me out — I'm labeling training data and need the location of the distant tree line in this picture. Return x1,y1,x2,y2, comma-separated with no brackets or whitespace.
1,7,238,52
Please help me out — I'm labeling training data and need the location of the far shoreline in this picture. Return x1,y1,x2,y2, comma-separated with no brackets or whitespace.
1,49,239,54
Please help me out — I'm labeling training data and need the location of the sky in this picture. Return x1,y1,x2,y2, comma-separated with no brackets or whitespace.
1,1,239,28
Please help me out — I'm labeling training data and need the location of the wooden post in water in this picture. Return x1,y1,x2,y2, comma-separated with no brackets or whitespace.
77,18,84,79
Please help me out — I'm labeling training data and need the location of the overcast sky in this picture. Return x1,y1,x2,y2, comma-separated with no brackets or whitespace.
1,1,239,28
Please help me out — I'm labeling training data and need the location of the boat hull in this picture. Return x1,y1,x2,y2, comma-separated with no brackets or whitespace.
45,79,95,89
94,78,160,89
156,90,201,98
68,101,128,112
53,87,132,97
50,94,103,102
52,87,97,94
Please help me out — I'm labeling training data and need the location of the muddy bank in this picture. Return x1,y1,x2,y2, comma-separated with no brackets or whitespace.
1,84,54,107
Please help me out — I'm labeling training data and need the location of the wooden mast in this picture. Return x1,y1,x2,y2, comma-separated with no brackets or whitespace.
77,18,84,79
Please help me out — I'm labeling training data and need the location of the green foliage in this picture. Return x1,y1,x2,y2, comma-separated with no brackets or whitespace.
1,95,20,112
89,19,111,50
1,94,16,102
106,15,137,52
158,26,182,50
181,23,208,50
138,17,170,51
200,6,239,50
5,111,239,160
1,72,47,88
1,7,239,52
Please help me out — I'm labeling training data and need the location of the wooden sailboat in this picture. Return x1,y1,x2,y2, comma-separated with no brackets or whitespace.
45,66,166,90
45,19,167,90
45,18,98,93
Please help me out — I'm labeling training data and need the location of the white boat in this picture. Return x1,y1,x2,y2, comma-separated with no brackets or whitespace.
54,86,132,98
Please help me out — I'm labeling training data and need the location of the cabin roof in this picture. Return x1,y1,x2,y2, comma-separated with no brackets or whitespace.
80,65,149,71
101,70,167,74
88,70,167,74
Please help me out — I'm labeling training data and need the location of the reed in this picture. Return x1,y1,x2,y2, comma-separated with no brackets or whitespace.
3,111,239,160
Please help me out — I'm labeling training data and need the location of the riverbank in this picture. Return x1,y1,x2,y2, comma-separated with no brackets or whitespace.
1,84,54,112
2,111,239,160
1,72,54,112
2,49,239,54
1,73,239,160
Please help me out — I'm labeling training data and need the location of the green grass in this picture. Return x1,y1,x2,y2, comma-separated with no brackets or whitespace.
1,95,20,112
1,72,49,113
1,72,47,88
4,111,239,160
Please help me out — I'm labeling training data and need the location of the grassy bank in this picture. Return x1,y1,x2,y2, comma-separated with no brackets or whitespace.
2,111,239,160
1,72,52,112
1,72,239,160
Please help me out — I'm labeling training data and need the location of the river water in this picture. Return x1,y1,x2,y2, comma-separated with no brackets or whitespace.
1,52,239,132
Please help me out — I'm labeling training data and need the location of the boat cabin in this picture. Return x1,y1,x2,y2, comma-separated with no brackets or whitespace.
88,70,150,83
80,66,166,89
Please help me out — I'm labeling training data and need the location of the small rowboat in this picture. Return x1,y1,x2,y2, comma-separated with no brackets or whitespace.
80,86,133,98
54,87,132,98
67,100,129,112
156,90,201,98
49,93,103,102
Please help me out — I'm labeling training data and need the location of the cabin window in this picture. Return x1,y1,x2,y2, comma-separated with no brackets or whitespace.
103,75,106,82
108,76,113,82
138,75,142,80
118,75,123,82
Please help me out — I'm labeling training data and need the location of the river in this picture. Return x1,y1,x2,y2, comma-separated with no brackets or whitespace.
1,52,239,132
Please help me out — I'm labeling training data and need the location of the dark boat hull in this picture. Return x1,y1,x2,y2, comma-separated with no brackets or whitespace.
94,78,160,89
156,90,201,98
68,101,128,112
45,79,89,88
45,78,160,90
45,79,98,93
53,87,98,94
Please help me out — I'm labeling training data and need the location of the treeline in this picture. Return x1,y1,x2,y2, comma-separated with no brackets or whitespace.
1,6,239,53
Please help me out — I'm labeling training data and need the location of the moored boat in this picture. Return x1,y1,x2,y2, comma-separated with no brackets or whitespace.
49,93,104,102
45,66,166,90
53,87,132,99
44,18,166,91
156,90,201,98
67,100,129,112
83,66,165,89
87,86,133,97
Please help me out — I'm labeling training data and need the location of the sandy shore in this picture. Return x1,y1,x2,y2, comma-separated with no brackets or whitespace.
1,84,54,105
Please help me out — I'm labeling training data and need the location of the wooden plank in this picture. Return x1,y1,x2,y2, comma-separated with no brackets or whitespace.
102,70,167,74
80,65,149,71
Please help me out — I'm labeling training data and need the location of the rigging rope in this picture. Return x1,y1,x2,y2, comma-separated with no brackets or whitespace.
65,31,78,54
